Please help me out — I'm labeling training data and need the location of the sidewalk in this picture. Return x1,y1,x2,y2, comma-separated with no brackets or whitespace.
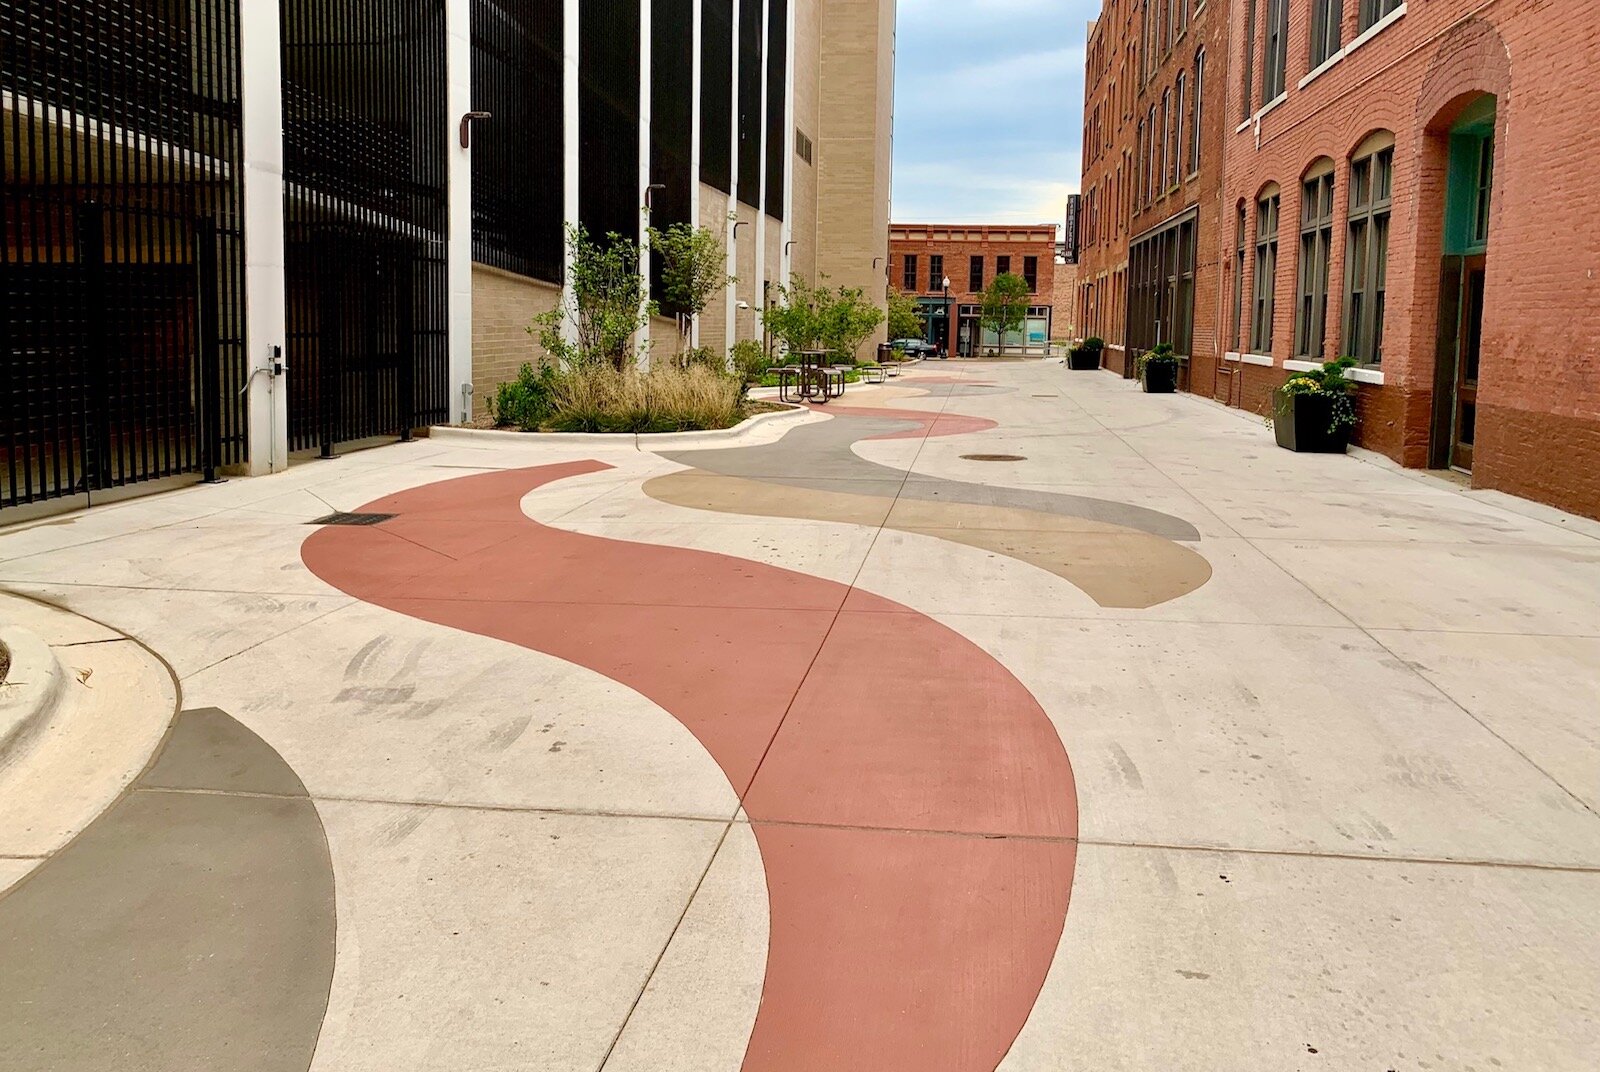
2,362,1597,1070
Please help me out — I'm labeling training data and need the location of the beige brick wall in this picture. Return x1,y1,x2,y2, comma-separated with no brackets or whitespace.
816,0,894,346
471,265,560,418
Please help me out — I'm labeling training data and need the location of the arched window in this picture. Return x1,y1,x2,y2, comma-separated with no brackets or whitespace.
1232,201,1247,350
1296,159,1337,358
1189,49,1205,174
1345,131,1396,366
1146,104,1157,201
1252,183,1281,353
1173,73,1187,186
1161,89,1172,192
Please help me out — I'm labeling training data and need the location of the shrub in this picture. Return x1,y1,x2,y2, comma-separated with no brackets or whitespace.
729,339,770,384
546,364,744,433
489,362,559,431
1279,357,1359,433
1135,343,1179,376
673,345,728,373
1082,336,1106,357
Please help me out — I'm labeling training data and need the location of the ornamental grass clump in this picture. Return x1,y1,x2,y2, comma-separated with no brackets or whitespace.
545,364,744,433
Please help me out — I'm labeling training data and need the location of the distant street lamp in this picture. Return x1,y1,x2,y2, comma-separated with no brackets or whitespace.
942,275,951,358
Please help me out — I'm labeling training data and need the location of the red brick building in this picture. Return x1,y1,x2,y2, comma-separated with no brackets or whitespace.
1077,0,1228,387
1076,4,1132,369
1220,1,1600,516
888,224,1059,356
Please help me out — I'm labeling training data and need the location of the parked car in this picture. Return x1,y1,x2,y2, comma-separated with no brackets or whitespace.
891,338,939,358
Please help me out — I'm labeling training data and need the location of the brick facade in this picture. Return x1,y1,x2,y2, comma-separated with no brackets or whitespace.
1078,0,1600,520
1052,260,1080,341
1076,5,1133,368
888,224,1059,355
1219,2,1600,519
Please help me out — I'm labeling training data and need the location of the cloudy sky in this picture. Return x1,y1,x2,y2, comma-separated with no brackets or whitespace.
891,0,1096,228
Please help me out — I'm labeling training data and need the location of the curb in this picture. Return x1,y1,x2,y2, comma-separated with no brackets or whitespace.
428,402,815,449
0,623,64,767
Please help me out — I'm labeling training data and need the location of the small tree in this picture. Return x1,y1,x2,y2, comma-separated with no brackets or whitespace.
762,276,886,363
648,222,734,326
981,273,1030,356
530,224,656,371
887,287,923,341
816,285,885,361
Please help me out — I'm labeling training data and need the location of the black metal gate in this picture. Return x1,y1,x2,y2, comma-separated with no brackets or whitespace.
1,0,246,514
281,0,450,454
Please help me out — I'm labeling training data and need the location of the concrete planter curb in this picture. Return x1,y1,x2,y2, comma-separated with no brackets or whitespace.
429,402,814,449
0,623,65,765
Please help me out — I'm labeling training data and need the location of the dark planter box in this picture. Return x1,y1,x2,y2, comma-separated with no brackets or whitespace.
1068,348,1101,370
1141,362,1178,393
1274,391,1350,453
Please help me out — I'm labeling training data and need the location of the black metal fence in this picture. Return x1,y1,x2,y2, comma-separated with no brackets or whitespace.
472,0,563,284
281,0,449,454
1,0,245,512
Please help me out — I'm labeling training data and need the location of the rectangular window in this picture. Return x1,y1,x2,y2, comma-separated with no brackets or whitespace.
1474,135,1495,244
1359,0,1403,32
969,255,984,293
902,254,918,293
1251,192,1280,353
929,254,944,292
1242,0,1258,120
997,254,1011,277
1262,0,1288,104
1127,209,1198,356
1295,170,1336,358
1024,256,1039,292
1311,0,1343,67
1345,146,1394,366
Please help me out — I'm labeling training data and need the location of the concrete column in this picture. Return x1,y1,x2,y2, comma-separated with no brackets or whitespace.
725,0,740,350
562,0,581,346
239,0,287,475
446,0,473,422
690,0,703,348
754,0,769,339
780,0,795,288
638,0,653,367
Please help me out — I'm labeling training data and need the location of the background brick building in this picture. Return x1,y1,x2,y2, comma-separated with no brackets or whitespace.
1076,4,1132,368
1221,1,1600,517
889,224,1059,355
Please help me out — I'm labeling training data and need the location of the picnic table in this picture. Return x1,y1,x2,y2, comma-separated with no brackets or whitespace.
778,349,843,403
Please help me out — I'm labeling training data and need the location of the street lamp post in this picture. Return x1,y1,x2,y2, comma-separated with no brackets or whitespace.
941,275,951,359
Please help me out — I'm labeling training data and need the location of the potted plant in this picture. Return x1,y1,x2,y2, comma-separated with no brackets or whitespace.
1136,344,1179,393
1272,357,1358,453
1068,336,1105,371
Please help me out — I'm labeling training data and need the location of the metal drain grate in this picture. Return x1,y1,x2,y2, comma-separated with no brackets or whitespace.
308,512,396,527
960,454,1027,462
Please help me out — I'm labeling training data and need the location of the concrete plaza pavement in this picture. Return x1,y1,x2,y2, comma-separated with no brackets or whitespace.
1,360,1598,1069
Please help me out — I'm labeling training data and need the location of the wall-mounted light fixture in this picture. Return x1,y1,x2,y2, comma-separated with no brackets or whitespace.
644,183,667,213
732,221,749,238
459,111,492,149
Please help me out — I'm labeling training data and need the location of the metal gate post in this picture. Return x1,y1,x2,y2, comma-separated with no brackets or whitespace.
196,219,224,482
76,202,111,494
398,253,416,442
318,240,339,459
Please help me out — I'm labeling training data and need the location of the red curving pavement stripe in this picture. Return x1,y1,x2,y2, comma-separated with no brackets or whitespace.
302,462,1077,1071
806,402,999,441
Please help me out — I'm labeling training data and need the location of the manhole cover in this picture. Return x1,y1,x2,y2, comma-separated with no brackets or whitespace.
308,512,395,527
960,454,1026,462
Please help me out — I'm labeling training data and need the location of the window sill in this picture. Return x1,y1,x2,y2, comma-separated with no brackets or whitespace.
1283,358,1386,385
1347,3,1407,58
1299,49,1344,91
1225,351,1276,367
1254,92,1288,124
